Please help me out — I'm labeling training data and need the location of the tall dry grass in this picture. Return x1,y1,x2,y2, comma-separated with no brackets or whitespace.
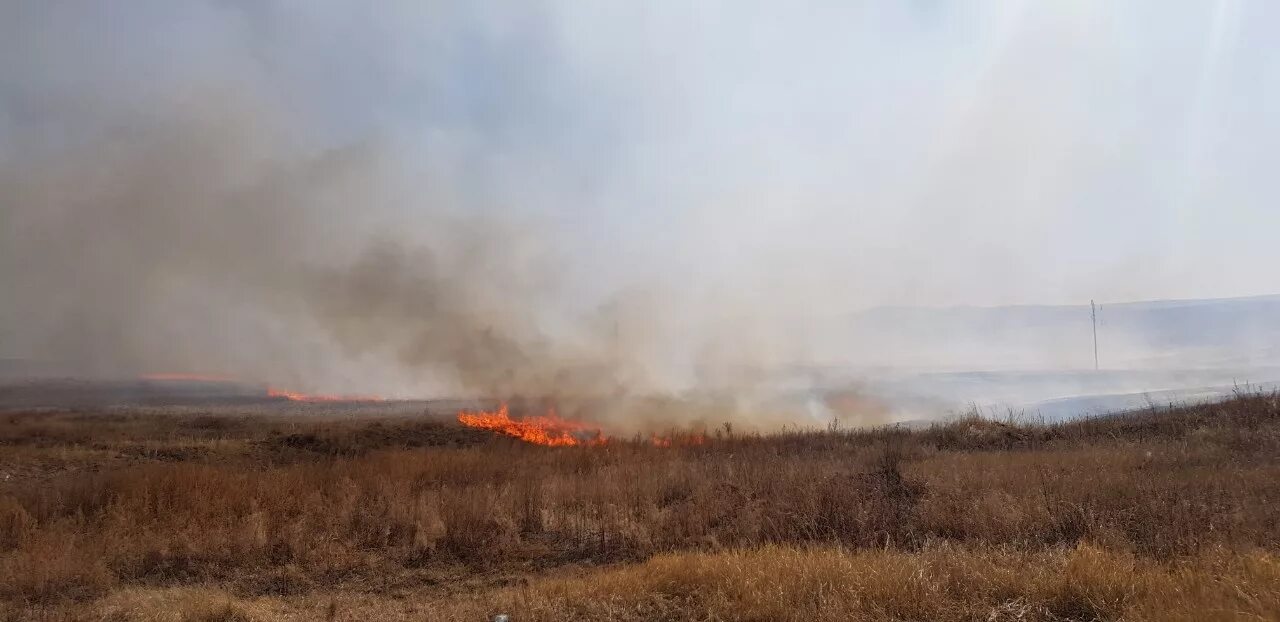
423,543,1280,621
1,394,1278,620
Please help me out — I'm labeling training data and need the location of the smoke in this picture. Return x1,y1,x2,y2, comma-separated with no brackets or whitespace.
0,89,693,413
0,98,591,396
3,2,1280,426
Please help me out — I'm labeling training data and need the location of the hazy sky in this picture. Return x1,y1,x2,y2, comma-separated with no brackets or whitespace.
2,1,1279,392
6,1,1279,305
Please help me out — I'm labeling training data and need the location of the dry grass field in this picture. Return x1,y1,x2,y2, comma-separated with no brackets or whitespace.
2,394,1279,621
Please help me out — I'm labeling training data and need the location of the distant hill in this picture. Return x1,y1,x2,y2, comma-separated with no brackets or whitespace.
772,294,1280,422
835,294,1280,370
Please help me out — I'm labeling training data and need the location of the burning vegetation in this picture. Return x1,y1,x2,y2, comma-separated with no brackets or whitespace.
456,402,707,447
140,374,385,403
456,403,606,447
266,387,385,403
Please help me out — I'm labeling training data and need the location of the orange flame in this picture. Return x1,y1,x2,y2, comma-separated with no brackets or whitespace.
457,403,605,447
457,403,710,448
267,387,384,402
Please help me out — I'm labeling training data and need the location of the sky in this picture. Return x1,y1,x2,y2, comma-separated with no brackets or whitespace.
2,1,1278,396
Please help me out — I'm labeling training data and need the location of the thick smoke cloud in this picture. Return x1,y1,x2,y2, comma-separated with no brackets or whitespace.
0,98,611,399
3,2,1279,425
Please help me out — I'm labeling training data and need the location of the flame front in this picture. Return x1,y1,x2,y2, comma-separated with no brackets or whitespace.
457,403,605,447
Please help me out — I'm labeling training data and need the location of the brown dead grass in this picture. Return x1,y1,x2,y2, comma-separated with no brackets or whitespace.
1,394,1279,620
422,543,1280,622
15,545,1277,621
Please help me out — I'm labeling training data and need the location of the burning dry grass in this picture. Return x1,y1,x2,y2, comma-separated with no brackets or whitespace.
457,403,606,447
2,394,1279,620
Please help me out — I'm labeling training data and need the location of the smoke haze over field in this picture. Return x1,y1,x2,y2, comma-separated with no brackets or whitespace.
2,2,1279,420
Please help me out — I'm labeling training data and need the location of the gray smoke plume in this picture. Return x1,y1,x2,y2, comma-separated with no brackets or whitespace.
4,2,1279,428
0,99,606,398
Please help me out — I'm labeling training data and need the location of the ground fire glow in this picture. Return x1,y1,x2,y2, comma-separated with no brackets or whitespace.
140,374,384,403
457,403,709,447
266,387,385,402
457,403,606,447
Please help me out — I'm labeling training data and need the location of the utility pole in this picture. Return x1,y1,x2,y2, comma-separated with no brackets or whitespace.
1091,300,1099,371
